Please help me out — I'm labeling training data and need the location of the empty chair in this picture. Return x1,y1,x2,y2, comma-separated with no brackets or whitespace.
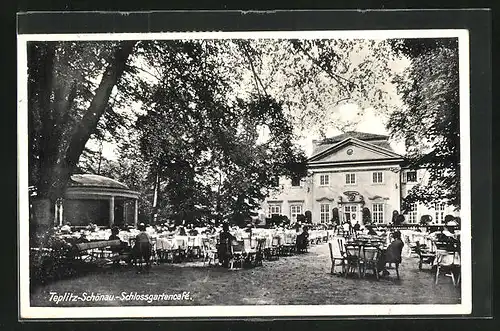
435,250,460,286
362,246,380,279
344,244,363,278
328,241,346,275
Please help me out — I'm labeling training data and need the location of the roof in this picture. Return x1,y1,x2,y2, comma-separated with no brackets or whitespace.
321,131,389,144
312,131,394,157
68,174,130,190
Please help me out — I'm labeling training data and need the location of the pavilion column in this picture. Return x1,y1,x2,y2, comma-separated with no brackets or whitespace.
109,196,115,228
123,201,128,225
134,199,138,227
59,200,64,226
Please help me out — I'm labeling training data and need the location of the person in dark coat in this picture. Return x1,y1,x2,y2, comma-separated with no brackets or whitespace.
133,223,153,273
378,230,404,275
296,225,309,252
218,222,236,268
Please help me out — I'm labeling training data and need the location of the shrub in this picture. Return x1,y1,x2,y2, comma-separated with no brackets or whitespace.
331,208,340,224
362,207,371,224
304,210,312,224
419,214,432,225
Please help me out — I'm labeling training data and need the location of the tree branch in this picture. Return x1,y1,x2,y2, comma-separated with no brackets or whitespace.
65,40,137,170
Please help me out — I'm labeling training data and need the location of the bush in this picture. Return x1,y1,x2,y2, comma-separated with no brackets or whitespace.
444,214,455,224
362,207,371,224
391,210,399,223
331,208,340,224
395,214,405,225
304,210,312,224
420,214,432,225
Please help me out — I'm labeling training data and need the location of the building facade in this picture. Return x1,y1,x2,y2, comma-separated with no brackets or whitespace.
261,132,459,225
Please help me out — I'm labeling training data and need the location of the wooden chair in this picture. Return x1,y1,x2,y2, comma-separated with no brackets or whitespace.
328,241,346,275
201,238,218,266
344,244,363,278
362,246,380,280
415,241,436,270
435,250,460,286
229,240,245,269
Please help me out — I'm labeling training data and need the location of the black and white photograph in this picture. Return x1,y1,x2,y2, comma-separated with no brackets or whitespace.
18,27,471,318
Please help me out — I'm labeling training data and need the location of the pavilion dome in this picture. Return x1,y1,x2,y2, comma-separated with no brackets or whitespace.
68,174,130,190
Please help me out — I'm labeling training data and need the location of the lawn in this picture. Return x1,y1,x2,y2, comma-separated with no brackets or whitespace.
30,243,461,307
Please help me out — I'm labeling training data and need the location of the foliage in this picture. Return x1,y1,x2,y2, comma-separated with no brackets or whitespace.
388,38,460,210
331,208,340,224
362,207,371,224
27,38,408,231
419,214,433,226
304,210,313,223
391,210,399,223
267,214,290,228
395,214,405,225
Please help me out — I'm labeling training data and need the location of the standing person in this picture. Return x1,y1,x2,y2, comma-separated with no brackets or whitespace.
134,223,153,273
342,221,350,237
353,221,361,234
218,222,236,268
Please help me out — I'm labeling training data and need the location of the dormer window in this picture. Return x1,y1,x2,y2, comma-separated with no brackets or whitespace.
291,177,302,187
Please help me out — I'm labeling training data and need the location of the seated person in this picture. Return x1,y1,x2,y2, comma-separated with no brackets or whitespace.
296,226,309,251
108,226,129,264
353,221,361,233
218,222,236,267
378,230,404,276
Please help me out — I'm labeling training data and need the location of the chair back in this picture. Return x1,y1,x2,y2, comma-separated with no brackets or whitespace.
187,237,196,247
329,241,343,259
231,240,245,254
176,238,186,249
336,237,346,256
271,236,280,247
363,246,379,262
345,244,361,258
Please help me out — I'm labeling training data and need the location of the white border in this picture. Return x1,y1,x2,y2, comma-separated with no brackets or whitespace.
17,29,471,319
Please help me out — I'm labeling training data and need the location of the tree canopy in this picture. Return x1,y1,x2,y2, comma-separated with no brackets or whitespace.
27,37,415,228
388,38,460,210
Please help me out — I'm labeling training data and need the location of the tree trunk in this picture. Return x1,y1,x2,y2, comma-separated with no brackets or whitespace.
31,41,137,245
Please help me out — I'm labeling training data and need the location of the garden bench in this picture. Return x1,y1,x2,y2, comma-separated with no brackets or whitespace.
73,239,131,266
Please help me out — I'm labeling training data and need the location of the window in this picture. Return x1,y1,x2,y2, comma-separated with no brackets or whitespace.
291,177,301,187
373,203,384,223
319,174,330,186
290,204,302,221
320,204,330,223
435,202,445,224
372,171,383,184
345,173,356,185
406,203,417,224
405,171,417,183
268,204,281,217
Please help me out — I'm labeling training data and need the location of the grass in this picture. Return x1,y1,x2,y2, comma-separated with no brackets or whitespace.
30,243,461,307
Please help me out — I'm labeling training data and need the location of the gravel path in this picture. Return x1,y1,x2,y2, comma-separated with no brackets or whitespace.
30,243,461,306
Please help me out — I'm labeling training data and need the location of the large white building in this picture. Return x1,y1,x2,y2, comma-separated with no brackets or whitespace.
261,131,459,225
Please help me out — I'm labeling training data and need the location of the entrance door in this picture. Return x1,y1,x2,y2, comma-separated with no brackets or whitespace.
344,205,360,226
